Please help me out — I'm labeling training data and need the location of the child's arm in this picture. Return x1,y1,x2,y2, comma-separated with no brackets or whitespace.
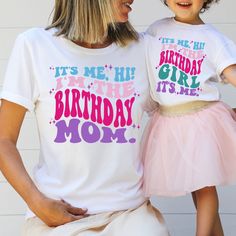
222,64,236,87
221,65,236,112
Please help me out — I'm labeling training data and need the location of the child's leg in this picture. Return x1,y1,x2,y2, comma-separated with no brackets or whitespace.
212,214,224,236
192,191,224,236
192,187,224,236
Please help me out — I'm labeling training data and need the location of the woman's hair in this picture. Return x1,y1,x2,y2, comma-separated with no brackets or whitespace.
162,0,220,13
46,0,138,46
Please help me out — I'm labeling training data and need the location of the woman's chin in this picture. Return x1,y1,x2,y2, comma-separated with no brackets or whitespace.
116,15,129,23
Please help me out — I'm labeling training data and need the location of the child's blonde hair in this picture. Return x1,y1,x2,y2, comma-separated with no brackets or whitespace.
162,0,220,12
46,0,138,47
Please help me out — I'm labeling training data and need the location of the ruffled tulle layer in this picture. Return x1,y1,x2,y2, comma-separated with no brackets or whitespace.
143,102,236,197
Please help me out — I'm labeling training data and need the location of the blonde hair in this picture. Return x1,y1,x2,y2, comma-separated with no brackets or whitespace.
46,0,138,46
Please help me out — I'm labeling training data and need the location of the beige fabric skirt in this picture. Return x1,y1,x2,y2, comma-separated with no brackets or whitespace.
21,201,169,236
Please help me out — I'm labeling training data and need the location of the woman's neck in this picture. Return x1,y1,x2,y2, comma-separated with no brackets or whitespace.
73,38,112,49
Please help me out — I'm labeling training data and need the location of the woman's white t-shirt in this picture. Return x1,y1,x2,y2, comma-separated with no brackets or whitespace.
0,28,155,218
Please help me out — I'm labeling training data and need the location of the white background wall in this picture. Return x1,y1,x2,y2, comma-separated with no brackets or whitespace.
0,1,235,235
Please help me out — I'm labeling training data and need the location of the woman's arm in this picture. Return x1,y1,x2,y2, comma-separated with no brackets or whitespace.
0,100,87,227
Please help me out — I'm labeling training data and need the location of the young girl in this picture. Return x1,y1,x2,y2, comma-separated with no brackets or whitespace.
143,0,236,235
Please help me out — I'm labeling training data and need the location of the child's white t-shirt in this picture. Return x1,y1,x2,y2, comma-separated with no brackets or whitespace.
0,28,155,218
146,17,236,106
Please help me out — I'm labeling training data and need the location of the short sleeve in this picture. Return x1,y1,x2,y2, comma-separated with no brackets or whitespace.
0,33,39,111
145,18,168,37
215,38,236,78
146,23,157,37
142,34,159,116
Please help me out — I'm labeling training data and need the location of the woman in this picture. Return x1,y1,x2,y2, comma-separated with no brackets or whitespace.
0,0,169,235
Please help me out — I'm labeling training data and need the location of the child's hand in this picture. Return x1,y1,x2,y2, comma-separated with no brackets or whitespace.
222,64,236,86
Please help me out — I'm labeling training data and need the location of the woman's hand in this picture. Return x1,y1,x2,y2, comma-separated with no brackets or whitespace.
31,195,89,227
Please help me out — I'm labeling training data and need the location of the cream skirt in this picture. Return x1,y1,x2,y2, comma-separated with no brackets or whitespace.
22,201,169,236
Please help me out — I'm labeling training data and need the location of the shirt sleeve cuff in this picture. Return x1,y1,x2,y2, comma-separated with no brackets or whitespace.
0,91,35,112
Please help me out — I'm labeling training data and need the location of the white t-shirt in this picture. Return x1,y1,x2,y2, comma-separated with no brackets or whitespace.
0,28,155,218
146,17,236,106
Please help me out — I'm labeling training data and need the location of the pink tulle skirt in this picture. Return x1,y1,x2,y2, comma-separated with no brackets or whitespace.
143,101,236,197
